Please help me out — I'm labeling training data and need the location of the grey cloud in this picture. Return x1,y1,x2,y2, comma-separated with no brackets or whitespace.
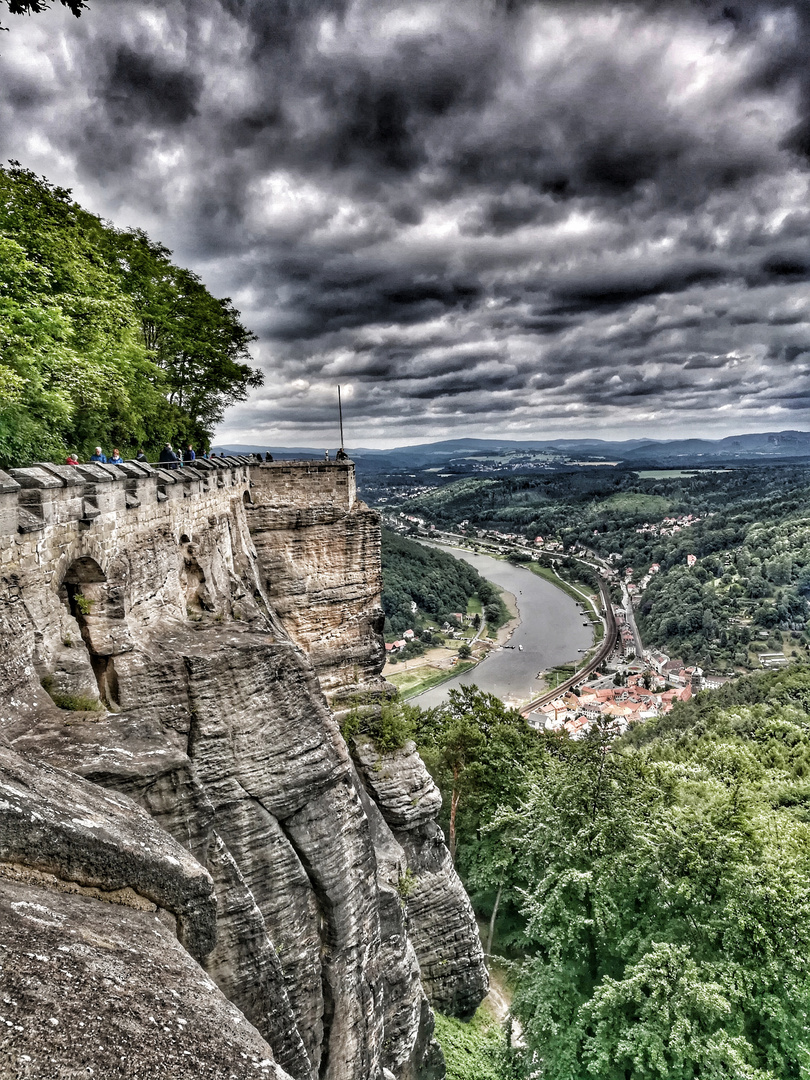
103,46,202,126
3,0,810,444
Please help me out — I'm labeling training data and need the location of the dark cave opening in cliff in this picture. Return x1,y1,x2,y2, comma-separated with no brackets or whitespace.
59,557,120,708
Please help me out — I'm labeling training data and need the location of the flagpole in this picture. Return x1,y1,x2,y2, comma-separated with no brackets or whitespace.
338,385,345,449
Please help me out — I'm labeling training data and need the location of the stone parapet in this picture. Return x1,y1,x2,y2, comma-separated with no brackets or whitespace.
1,460,248,533
0,458,354,536
248,459,356,513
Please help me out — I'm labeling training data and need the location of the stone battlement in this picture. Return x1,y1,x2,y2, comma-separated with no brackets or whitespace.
0,457,355,536
249,459,356,512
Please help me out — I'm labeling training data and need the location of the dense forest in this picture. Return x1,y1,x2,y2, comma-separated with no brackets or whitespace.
381,528,505,638
382,465,810,672
0,163,262,467
357,667,810,1078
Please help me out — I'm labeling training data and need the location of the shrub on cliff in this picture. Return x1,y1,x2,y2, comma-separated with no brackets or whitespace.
433,1011,529,1080
340,697,418,752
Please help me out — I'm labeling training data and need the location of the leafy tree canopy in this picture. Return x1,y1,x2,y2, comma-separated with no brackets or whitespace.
0,163,261,465
1,0,86,31
4,0,85,14
382,528,503,637
406,668,810,1078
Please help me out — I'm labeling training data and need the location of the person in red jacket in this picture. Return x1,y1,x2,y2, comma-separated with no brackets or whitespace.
65,452,79,466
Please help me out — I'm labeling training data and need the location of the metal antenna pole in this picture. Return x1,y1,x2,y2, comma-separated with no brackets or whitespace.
338,385,345,449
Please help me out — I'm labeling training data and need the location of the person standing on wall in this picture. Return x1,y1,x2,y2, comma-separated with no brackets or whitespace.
159,443,180,470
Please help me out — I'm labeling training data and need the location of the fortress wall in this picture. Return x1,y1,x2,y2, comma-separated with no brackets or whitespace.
0,455,372,708
246,461,385,706
248,459,356,512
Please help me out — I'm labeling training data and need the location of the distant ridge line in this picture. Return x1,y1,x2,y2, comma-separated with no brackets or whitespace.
215,428,810,465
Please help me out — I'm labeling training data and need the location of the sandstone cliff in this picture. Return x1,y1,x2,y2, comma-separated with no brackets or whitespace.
0,740,291,1080
0,457,488,1079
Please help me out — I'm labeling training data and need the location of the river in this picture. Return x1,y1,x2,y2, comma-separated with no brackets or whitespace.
412,545,595,708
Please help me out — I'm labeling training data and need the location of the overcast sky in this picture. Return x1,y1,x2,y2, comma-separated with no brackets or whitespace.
3,0,810,447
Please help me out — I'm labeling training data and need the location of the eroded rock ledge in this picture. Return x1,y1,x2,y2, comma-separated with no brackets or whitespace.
353,739,489,1019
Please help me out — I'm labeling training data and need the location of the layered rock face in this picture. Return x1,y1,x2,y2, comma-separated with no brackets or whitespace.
0,457,488,1079
246,463,387,710
353,739,488,1018
0,740,291,1080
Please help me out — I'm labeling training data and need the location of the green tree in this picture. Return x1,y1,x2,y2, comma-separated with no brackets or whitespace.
4,0,85,12
414,686,544,871
0,164,260,464
501,718,810,1079
2,0,85,24
0,165,165,463
110,230,261,439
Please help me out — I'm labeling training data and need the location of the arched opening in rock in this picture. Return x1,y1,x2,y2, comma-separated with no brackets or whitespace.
179,533,191,545
243,490,253,507
61,557,105,621
59,557,120,708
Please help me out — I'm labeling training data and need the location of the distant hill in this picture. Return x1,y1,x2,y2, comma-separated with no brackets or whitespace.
621,430,810,462
214,430,810,472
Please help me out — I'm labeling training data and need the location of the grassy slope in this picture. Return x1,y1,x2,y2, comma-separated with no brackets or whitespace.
433,1010,507,1080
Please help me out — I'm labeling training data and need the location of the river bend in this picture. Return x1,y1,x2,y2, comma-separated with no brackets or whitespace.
413,546,594,708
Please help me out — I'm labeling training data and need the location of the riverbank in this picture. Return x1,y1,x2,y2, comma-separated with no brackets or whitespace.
385,656,478,699
383,549,522,700
526,560,601,619
401,545,594,708
494,586,520,644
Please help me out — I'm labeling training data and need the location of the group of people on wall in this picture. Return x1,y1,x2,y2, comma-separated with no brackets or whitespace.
64,444,208,467
63,445,350,467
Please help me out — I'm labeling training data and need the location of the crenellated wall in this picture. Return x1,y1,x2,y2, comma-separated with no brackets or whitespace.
0,455,486,1080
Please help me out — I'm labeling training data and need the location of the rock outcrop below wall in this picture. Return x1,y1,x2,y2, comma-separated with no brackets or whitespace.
353,739,488,1018
0,741,291,1080
0,457,488,1079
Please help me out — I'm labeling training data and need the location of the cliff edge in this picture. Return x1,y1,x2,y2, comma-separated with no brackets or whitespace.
0,457,487,1079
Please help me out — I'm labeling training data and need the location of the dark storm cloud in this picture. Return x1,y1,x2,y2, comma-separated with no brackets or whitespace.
103,46,202,126
4,0,810,443
547,260,731,310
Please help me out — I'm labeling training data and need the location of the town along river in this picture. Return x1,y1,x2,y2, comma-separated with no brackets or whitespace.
412,545,595,709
